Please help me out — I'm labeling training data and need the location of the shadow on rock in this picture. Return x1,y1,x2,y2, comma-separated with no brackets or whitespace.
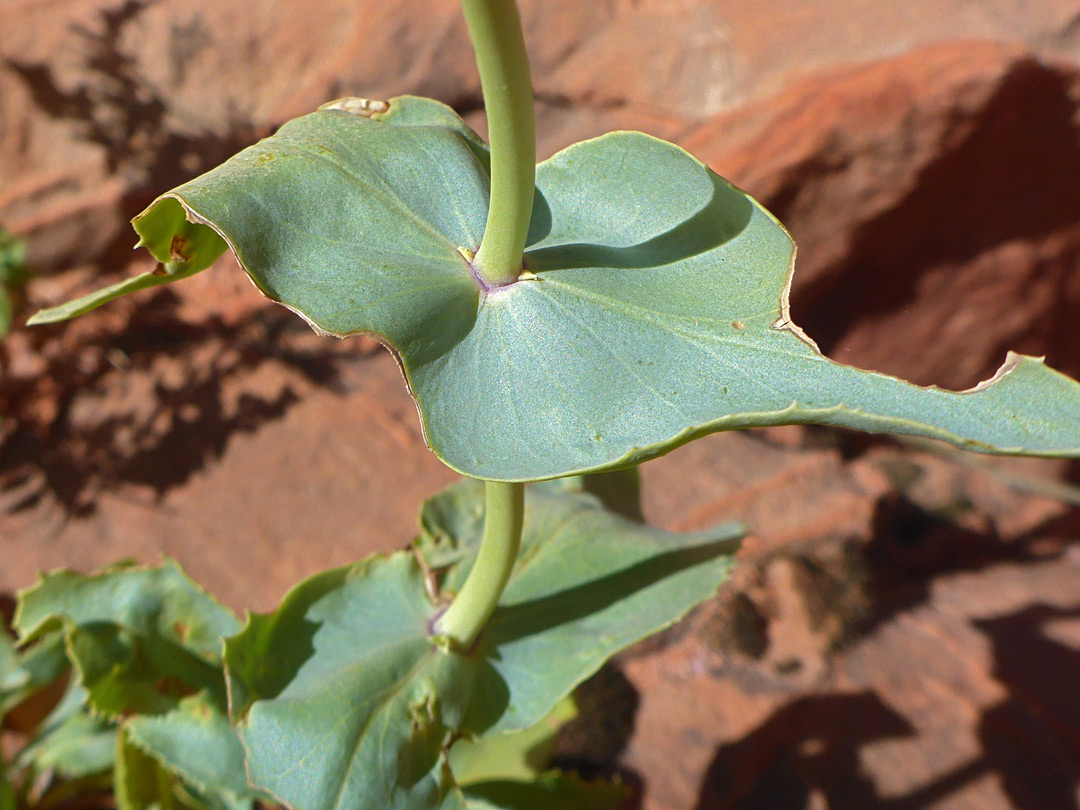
6,0,263,272
693,600,1080,809
785,57,1080,385
0,290,364,519
693,692,914,810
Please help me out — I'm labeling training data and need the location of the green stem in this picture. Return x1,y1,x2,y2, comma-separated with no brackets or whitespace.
435,480,524,650
460,0,535,288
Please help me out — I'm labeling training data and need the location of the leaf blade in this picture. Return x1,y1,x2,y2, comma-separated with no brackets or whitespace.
30,100,1080,476
410,132,1080,478
223,555,472,810
418,480,741,734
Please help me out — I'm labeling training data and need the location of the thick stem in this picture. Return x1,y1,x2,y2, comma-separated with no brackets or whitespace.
461,0,535,287
435,480,524,650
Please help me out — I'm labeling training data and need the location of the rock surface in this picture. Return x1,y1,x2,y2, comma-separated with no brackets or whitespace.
687,40,1080,389
2,2,1080,810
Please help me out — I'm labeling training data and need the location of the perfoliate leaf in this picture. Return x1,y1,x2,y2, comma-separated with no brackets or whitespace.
27,96,1080,477
224,481,736,810
126,692,258,810
418,480,741,734
17,683,116,778
14,561,240,718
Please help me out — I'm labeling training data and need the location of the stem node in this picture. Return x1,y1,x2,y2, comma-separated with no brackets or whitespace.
461,0,535,288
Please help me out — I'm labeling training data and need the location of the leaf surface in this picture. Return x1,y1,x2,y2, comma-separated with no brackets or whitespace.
17,683,116,778
0,627,19,710
116,726,173,810
30,96,1080,476
15,562,240,718
14,563,255,807
0,632,68,716
448,697,626,810
223,556,472,810
447,697,576,786
127,692,258,810
416,480,741,734
225,481,736,810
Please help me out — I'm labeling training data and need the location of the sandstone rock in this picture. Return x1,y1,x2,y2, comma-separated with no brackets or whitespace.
2,9,1079,810
686,40,1080,389
5,0,1080,277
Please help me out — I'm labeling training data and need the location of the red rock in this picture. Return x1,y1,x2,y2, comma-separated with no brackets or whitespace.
2,8,1079,810
685,40,1080,389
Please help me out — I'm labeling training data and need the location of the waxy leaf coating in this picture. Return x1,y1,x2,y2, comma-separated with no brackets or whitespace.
224,556,473,810
223,481,738,810
126,692,260,810
415,479,741,734
29,96,1080,478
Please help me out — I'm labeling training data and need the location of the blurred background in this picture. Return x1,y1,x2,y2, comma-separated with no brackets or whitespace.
2,1,1080,808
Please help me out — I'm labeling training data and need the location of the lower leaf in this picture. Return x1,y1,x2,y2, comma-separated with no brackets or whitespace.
224,556,474,810
419,479,742,735
224,480,739,810
116,726,174,810
16,683,115,779
126,692,259,810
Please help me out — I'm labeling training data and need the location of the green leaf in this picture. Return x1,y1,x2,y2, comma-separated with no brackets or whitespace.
419,480,741,734
15,561,240,717
32,97,1079,475
448,697,576,785
17,683,116,778
0,631,69,716
116,726,174,810
0,227,30,286
0,291,13,337
25,264,199,326
126,692,258,810
224,481,736,810
427,132,1080,478
0,771,13,810
0,226,30,336
550,469,644,523
461,773,626,810
26,200,226,325
364,95,490,165
223,555,473,810
0,627,19,705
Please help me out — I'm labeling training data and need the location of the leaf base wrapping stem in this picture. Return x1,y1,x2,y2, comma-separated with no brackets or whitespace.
461,0,535,287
